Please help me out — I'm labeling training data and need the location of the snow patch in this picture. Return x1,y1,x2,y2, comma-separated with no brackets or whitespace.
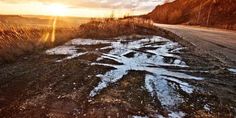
228,68,236,74
132,116,149,118
168,111,185,118
46,36,204,117
46,38,110,62
46,46,77,55
67,38,110,45
88,36,203,116
204,104,210,111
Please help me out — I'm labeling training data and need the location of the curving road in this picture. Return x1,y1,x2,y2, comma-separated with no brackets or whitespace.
155,24,236,67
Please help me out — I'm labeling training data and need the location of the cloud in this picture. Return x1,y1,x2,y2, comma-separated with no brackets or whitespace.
0,0,173,11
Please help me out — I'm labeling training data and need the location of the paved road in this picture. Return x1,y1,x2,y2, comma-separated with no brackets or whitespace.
155,24,236,67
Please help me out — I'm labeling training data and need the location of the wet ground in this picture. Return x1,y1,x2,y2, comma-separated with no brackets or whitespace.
0,35,236,118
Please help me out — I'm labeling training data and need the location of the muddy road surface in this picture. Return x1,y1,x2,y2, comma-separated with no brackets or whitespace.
0,35,236,118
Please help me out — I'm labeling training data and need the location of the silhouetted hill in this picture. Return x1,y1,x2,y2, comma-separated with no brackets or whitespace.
145,0,236,30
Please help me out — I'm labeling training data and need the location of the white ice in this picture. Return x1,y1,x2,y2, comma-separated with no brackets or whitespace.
46,46,77,55
88,36,203,117
168,111,185,118
46,36,204,117
66,38,110,46
90,36,203,97
46,38,110,62
228,68,236,74
132,115,149,118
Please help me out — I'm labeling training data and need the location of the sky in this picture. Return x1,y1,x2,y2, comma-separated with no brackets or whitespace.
0,0,173,17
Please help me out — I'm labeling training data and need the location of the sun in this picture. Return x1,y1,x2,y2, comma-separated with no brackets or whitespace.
47,4,68,16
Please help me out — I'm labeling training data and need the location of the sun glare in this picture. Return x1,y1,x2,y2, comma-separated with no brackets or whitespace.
47,4,68,16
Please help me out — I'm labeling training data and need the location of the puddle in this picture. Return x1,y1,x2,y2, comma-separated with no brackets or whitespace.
46,36,204,116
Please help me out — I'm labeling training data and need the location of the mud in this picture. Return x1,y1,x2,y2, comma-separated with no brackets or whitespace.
0,35,235,118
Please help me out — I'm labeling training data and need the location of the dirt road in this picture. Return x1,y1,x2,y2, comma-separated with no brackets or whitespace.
155,24,236,67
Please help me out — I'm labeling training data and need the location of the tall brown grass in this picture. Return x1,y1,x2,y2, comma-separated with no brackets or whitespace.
0,17,157,63
79,18,155,39
0,22,81,63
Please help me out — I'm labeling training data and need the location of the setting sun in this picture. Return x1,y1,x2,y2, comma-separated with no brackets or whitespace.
46,4,68,16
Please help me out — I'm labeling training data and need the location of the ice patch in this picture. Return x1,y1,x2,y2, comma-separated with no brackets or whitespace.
145,75,183,107
132,116,149,118
89,69,128,97
85,36,204,117
67,38,110,45
56,52,87,62
46,38,110,62
88,36,203,97
228,68,236,74
46,46,77,55
88,36,203,116
46,36,204,116
46,46,88,62
168,111,185,118
204,104,210,111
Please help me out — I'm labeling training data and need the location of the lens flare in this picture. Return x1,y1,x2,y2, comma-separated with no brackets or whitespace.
39,17,57,43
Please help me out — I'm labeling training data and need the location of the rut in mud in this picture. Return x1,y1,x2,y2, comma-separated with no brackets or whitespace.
0,35,235,117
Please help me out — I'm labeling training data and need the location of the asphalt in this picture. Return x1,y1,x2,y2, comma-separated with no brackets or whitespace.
155,24,236,67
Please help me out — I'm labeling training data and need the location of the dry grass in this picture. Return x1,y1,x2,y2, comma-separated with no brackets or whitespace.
79,18,156,39
0,17,158,63
0,22,81,62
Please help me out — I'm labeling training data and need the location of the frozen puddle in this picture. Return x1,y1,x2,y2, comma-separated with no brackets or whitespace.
46,36,204,116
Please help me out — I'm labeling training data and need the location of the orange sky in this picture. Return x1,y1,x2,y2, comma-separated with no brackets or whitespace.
0,0,170,17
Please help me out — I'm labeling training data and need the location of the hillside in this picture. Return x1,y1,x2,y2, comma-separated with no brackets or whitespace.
145,0,236,30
